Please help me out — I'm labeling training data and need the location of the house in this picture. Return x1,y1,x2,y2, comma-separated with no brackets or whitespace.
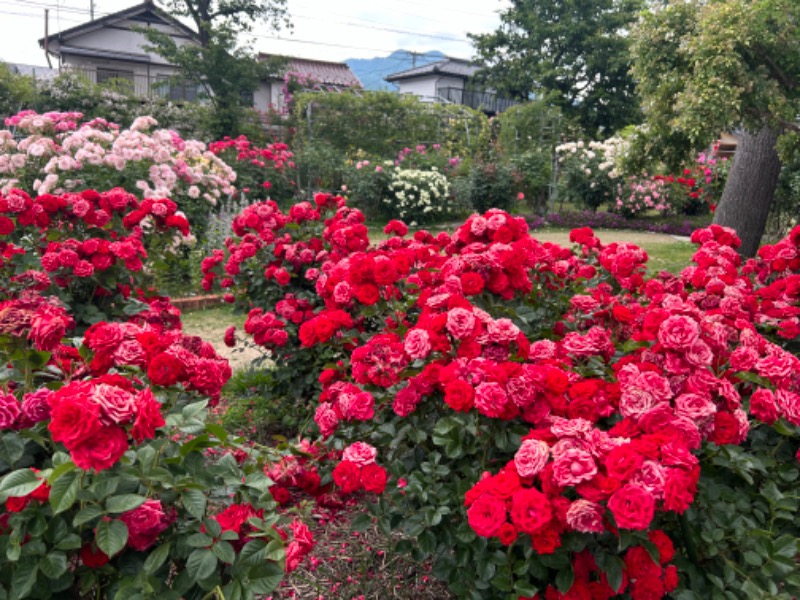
385,57,517,114
39,1,201,101
8,63,59,82
36,1,362,112
255,54,362,114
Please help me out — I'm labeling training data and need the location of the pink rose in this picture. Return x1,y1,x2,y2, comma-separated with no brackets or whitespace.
551,448,597,487
566,499,605,533
92,383,136,426
404,329,431,360
446,307,476,340
21,389,52,423
514,439,550,478
0,393,21,429
474,382,508,418
342,442,377,467
314,403,339,438
657,315,700,349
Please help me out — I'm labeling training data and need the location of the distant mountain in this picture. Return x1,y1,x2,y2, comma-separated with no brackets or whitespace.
346,50,446,91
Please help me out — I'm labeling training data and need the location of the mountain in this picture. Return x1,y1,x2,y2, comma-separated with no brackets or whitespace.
346,50,446,91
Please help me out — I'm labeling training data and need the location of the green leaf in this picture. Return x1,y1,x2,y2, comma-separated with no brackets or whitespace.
555,568,575,594
187,533,214,548
247,561,284,595
0,433,25,466
744,551,763,566
186,548,218,581
11,558,38,599
212,541,236,565
95,519,128,557
73,505,104,527
237,539,266,567
49,470,80,514
143,542,171,575
106,494,147,514
182,489,207,520
54,534,82,551
0,468,42,498
38,552,68,579
350,513,373,532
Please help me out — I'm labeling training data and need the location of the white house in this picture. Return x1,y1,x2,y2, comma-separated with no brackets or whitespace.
385,57,517,114
37,2,362,112
39,1,200,101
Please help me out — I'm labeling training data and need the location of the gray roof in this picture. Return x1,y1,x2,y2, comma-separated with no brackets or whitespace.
39,1,199,49
8,63,59,81
385,58,480,82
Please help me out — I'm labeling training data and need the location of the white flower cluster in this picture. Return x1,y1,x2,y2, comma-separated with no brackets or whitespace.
556,136,629,180
385,168,450,223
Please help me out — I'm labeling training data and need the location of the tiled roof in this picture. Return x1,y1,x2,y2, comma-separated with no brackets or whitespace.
9,63,59,81
260,54,362,88
385,58,480,82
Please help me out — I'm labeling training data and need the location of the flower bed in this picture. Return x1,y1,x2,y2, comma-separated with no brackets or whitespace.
530,210,703,237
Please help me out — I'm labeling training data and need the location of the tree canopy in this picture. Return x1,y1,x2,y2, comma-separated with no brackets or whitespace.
145,0,290,137
469,0,643,136
630,0,800,167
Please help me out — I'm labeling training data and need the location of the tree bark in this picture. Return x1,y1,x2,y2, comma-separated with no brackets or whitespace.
712,126,782,257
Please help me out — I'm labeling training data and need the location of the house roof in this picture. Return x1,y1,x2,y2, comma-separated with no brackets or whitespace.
39,1,199,51
385,57,480,82
8,63,59,81
259,54,362,88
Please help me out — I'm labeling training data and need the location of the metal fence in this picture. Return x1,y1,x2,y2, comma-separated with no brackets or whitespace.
69,67,200,102
437,87,518,115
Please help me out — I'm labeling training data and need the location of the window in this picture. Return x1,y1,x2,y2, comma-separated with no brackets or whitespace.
96,68,135,95
155,75,198,102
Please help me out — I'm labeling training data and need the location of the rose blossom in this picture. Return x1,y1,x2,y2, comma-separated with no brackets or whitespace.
70,425,129,471
474,382,509,418
92,383,136,426
657,315,700,349
21,389,52,423
608,484,655,530
0,392,21,428
514,439,550,478
446,307,476,340
404,328,431,360
467,493,507,537
510,488,552,535
342,442,377,467
551,448,597,487
119,499,172,551
566,499,605,533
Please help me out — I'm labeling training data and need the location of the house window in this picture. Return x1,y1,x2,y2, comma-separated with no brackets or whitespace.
95,68,136,95
155,75,198,102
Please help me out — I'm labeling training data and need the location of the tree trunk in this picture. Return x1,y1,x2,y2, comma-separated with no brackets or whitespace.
712,126,782,257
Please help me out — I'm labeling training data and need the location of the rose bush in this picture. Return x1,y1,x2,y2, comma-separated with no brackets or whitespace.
1,111,237,239
282,205,800,599
0,286,316,600
0,186,191,328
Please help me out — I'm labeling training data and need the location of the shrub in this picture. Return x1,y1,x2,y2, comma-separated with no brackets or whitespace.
556,139,625,210
385,168,451,225
0,111,237,240
612,173,673,217
464,160,516,213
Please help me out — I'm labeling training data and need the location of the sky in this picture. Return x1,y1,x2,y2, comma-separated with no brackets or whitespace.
0,0,510,67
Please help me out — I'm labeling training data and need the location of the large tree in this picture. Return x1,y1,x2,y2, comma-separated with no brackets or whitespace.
469,0,643,135
145,0,290,137
631,0,800,256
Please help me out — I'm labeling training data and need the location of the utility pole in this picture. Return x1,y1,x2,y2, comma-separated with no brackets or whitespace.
90,0,95,20
44,9,52,68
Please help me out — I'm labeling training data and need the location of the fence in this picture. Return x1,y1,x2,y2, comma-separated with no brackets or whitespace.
68,67,199,102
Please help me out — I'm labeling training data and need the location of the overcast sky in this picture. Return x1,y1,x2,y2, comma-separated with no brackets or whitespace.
0,0,509,67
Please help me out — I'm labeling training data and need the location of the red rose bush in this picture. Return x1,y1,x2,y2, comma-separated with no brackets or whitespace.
293,207,800,599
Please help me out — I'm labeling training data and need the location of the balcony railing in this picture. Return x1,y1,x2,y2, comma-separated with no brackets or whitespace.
437,87,519,114
67,67,200,102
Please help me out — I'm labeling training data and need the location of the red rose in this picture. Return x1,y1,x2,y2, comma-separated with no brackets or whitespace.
70,425,128,471
647,529,675,564
80,543,110,568
48,385,103,449
120,499,172,551
332,460,361,495
147,353,185,387
709,411,740,445
497,522,518,546
130,388,165,443
460,272,484,296
607,484,655,530
510,488,552,535
443,380,475,413
353,283,380,305
531,527,561,555
467,493,507,537
360,464,388,494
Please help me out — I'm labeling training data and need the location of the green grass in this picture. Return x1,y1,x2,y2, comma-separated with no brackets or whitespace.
637,240,697,274
181,304,244,330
